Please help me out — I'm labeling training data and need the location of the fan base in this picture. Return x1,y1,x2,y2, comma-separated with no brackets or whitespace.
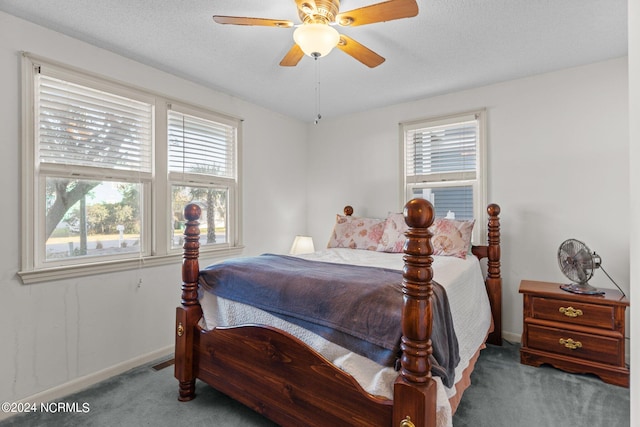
560,283,605,295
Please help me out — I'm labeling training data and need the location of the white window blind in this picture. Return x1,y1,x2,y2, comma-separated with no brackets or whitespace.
20,54,244,283
406,118,478,183
401,110,486,241
37,74,153,172
168,110,236,179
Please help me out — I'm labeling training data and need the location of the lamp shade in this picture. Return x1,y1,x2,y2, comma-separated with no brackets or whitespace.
293,23,340,58
289,235,315,255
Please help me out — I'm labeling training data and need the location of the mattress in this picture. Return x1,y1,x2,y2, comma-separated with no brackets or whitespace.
198,248,492,427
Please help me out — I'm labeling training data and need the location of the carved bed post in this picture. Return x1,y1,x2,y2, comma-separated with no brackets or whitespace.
175,203,203,401
393,198,437,427
485,204,502,346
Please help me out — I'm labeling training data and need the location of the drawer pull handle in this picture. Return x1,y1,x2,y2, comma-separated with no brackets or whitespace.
559,338,582,350
559,306,583,318
400,416,415,427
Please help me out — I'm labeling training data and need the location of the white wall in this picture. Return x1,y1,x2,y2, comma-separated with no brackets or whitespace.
306,58,630,343
0,11,308,406
0,6,634,419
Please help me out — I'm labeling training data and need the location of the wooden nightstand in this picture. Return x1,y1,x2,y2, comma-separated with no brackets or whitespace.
519,279,629,387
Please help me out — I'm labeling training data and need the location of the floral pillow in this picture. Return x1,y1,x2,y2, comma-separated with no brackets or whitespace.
327,215,385,250
430,218,475,259
376,213,408,253
376,213,475,258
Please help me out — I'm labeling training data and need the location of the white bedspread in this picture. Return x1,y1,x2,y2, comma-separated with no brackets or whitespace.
198,248,492,427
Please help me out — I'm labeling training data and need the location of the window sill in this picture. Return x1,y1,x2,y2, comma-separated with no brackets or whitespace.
17,246,245,284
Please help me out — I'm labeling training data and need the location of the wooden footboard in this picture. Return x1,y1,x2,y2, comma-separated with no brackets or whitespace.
194,324,394,425
175,199,502,427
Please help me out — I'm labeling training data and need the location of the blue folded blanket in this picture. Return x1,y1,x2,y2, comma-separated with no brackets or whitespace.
199,254,459,387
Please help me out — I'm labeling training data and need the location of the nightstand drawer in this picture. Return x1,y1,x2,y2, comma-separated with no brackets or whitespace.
530,297,615,330
527,324,622,366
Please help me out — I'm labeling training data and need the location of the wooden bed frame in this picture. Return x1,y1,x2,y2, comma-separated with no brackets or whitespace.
175,198,501,427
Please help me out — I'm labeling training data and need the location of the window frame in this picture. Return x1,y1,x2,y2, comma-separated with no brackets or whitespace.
167,102,241,253
19,53,243,284
400,110,487,243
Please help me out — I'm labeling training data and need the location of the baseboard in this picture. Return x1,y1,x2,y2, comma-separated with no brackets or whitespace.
0,345,174,422
501,330,521,345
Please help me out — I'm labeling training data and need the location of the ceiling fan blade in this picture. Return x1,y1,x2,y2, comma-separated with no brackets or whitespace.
336,35,385,68
294,0,317,16
280,44,305,67
336,0,418,27
213,16,294,28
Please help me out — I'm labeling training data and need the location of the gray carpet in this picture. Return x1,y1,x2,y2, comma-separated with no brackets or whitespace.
2,341,629,426
452,341,629,426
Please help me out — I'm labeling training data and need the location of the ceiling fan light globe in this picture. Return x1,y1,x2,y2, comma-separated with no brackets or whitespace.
293,23,340,58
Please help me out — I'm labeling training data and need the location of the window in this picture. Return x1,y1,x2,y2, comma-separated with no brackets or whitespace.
401,110,486,242
20,54,242,283
167,106,238,250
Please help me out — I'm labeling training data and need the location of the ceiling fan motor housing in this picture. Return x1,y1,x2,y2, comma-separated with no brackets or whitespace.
298,0,340,24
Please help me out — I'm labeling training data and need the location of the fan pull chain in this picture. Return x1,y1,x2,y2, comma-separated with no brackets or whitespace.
314,53,321,124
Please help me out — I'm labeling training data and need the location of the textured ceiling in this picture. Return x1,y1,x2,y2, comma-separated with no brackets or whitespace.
0,0,628,122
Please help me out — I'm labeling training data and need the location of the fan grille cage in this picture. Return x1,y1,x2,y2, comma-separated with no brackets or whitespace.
558,239,599,284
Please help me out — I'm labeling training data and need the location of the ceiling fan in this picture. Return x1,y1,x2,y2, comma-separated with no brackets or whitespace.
212,0,419,68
